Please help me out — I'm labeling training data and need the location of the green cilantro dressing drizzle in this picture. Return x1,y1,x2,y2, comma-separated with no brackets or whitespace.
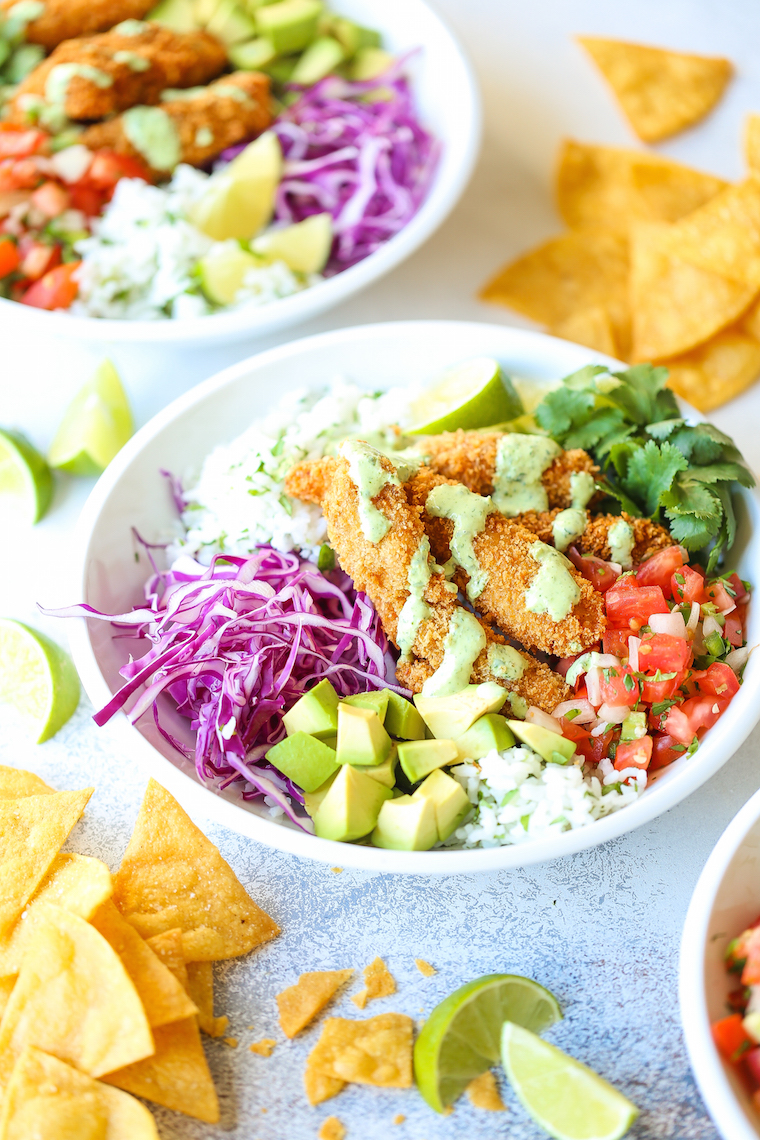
123,105,180,171
212,84,252,104
113,19,148,34
195,126,214,147
396,536,432,661
492,434,561,516
45,63,113,106
608,518,634,569
570,470,596,509
5,0,44,31
340,440,400,544
113,50,151,71
487,643,528,681
525,542,581,622
552,507,587,553
421,609,486,697
425,483,492,602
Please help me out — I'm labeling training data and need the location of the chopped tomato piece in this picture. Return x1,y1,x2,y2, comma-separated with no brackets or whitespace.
560,720,591,744
700,662,740,700
30,180,70,219
679,669,706,699
724,613,744,648
705,581,735,612
746,1048,760,1086
650,733,684,771
555,650,594,679
68,182,106,216
574,728,614,766
743,927,760,986
0,128,46,158
20,242,60,280
723,572,750,604
614,735,652,771
639,669,685,705
606,583,669,627
87,150,151,188
21,261,80,310
0,237,19,277
567,547,620,593
636,546,685,597
671,565,706,605
637,632,692,675
712,1013,754,1062
0,157,41,191
598,664,639,708
665,695,728,744
603,629,631,657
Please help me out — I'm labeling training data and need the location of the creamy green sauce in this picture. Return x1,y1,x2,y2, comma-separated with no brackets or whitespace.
552,508,587,553
525,542,581,622
508,692,528,718
570,470,596,510
113,50,151,71
396,536,432,661
340,440,400,544
487,643,528,682
213,84,252,104
6,0,44,29
421,609,486,697
493,434,561,516
161,87,207,102
608,518,634,569
45,63,113,107
123,106,180,171
195,126,214,147
113,19,148,35
425,483,492,602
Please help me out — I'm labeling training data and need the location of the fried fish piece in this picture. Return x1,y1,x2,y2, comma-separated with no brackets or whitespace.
517,508,674,565
0,0,153,52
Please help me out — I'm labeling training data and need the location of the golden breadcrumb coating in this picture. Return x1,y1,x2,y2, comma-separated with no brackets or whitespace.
516,509,674,564
0,0,153,51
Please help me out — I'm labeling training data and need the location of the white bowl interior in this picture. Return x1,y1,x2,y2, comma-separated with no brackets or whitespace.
70,320,760,873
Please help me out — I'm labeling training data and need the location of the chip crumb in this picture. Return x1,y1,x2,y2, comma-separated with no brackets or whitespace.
466,1070,506,1111
224,1037,238,1048
414,958,436,977
318,1117,346,1140
261,1107,268,1114
250,1037,277,1057
393,1114,406,1124
351,957,396,1010
331,867,343,873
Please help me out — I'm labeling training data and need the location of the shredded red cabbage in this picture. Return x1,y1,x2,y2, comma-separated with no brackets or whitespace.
220,58,439,273
46,547,403,832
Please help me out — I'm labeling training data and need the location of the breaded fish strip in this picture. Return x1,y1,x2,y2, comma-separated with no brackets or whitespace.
407,466,606,658
516,509,674,565
0,0,153,51
416,430,598,508
285,457,570,712
12,25,227,123
80,71,271,175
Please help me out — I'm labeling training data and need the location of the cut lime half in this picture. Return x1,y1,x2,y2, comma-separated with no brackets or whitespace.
199,243,259,305
0,427,53,524
501,1022,639,1140
414,973,562,1113
252,212,333,274
0,619,80,743
189,130,282,241
48,360,134,477
408,357,524,435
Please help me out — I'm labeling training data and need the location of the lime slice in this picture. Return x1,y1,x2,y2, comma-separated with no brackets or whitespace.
199,243,259,305
501,1022,639,1140
407,357,524,435
0,619,80,742
0,427,53,524
48,360,134,477
189,130,282,241
414,973,562,1113
252,212,333,274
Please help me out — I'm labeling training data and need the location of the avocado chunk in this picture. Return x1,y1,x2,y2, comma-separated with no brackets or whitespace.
384,691,426,740
256,0,322,54
283,678,338,740
206,0,257,44
351,46,393,81
454,714,515,761
370,793,438,851
336,703,392,767
228,36,277,69
340,689,389,723
312,764,392,841
303,770,336,819
414,682,507,740
413,769,471,842
291,34,343,83
362,744,398,789
620,711,647,742
397,738,458,784
265,731,339,793
148,0,198,31
330,16,381,57
508,720,576,765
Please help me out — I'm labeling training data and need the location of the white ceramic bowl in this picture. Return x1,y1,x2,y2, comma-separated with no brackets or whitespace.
681,788,760,1140
69,320,760,873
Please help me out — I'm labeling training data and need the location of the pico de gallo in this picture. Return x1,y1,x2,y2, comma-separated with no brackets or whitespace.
712,917,760,1109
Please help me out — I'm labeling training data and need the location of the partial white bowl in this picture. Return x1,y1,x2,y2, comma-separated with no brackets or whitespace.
68,320,760,873
681,788,760,1140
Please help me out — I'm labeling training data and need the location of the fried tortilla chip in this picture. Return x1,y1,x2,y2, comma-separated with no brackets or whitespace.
186,961,228,1037
550,305,618,357
0,974,15,1021
304,1062,345,1105
663,328,760,411
0,767,53,799
307,1014,414,1088
113,779,280,961
745,113,760,174
90,901,197,1029
0,904,154,1085
0,1046,159,1139
351,958,396,1011
318,1118,347,1140
103,1016,220,1124
145,928,188,988
630,221,758,361
0,788,93,942
466,1070,506,1111
741,295,760,340
577,37,732,142
277,969,354,1038
657,178,760,289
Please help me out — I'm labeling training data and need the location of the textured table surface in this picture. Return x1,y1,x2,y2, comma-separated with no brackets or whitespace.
3,1,760,1137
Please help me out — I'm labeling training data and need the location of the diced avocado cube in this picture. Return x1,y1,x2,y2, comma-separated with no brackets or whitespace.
508,720,576,765
262,54,299,82
341,689,390,723
149,0,198,30
228,36,277,69
621,711,647,743
265,730,339,793
206,0,257,44
397,738,458,784
282,678,338,740
290,34,343,84
384,691,426,740
335,703,392,767
303,770,336,819
312,764,392,841
413,769,471,842
351,46,392,81
414,683,507,740
255,0,322,55
195,0,223,23
370,793,438,851
362,744,398,789
330,16,380,57
454,713,515,761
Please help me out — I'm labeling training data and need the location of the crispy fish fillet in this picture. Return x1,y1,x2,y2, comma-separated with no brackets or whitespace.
516,509,674,565
12,25,227,123
0,0,153,51
407,466,606,658
80,71,271,174
416,430,599,508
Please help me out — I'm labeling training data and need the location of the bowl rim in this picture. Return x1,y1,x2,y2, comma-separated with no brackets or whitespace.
0,0,481,347
680,786,760,1140
68,319,760,874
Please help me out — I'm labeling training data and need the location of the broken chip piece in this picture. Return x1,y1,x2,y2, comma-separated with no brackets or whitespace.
307,1013,414,1088
250,1037,277,1056
414,959,436,978
662,327,760,412
304,1061,346,1105
186,960,229,1037
466,1069,506,1111
318,1117,347,1140
0,766,54,799
352,958,396,1010
277,968,355,1037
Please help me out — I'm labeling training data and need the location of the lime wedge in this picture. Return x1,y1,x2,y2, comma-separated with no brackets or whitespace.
408,357,524,435
189,130,282,241
0,619,80,742
252,212,333,274
199,243,259,305
48,360,134,477
0,428,53,524
501,1022,639,1140
414,973,562,1113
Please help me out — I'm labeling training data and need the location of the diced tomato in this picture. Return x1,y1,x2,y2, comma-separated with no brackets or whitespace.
743,927,760,986
650,733,684,771
679,669,706,699
560,719,591,744
567,547,620,593
0,128,46,158
724,572,750,604
639,669,685,705
614,735,652,771
574,729,614,766
68,181,106,216
0,157,42,191
712,1013,754,1062
598,664,639,708
725,613,744,648
87,149,151,189
705,581,735,613
21,261,80,310
636,546,685,598
700,662,740,700
603,628,631,657
665,695,729,744
637,632,692,675
20,241,60,280
746,1048,760,1086
30,180,70,219
0,237,19,277
555,650,594,679
671,565,706,606
606,583,669,627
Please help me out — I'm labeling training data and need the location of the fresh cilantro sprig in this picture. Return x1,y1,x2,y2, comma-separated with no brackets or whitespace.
535,363,755,572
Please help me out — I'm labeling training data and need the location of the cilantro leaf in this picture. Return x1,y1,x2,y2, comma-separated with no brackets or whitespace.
622,440,688,518
662,476,722,519
608,363,675,424
563,406,628,450
685,462,755,488
667,513,720,551
646,418,685,441
535,386,595,441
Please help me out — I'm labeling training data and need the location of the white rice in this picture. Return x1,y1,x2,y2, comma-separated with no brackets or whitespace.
448,747,643,848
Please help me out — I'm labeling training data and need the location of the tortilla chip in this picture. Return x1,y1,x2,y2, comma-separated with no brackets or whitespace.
318,1117,347,1140
0,974,15,1020
663,328,760,411
414,959,436,978
0,767,54,799
90,901,197,1029
550,305,618,358
741,295,760,341
102,1016,219,1124
0,788,93,940
307,1013,414,1088
577,37,732,142
630,221,758,361
658,178,760,288
0,904,154,1085
352,958,396,1011
0,1046,159,1139
249,1037,276,1056
277,969,354,1038
630,161,728,226
113,779,280,961
466,1070,506,1111
745,113,760,173
145,928,188,988
304,1061,345,1105
186,961,228,1037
